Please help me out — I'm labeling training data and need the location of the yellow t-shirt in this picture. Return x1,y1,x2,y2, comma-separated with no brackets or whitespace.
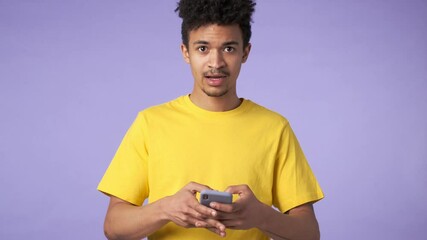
98,95,324,240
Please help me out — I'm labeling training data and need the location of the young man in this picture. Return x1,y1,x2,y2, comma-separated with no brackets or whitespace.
98,0,324,239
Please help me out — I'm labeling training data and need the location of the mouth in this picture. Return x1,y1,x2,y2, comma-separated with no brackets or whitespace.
205,74,227,79
204,75,227,86
204,69,229,86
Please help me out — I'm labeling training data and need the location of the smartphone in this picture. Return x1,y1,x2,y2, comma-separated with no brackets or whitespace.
200,190,232,207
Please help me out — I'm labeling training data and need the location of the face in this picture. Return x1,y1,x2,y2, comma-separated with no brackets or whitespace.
181,24,251,99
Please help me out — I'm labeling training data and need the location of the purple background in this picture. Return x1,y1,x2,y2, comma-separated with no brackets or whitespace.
1,0,426,239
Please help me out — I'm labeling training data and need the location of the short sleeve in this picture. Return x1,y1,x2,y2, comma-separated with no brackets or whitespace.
272,123,324,213
97,112,149,206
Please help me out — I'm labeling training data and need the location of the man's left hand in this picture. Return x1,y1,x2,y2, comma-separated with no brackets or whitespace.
209,184,269,230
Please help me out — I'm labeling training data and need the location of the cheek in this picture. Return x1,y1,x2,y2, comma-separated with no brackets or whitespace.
190,61,205,74
229,62,241,75
190,64,204,80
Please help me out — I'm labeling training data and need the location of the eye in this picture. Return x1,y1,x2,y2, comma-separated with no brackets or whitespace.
197,46,207,52
224,46,235,53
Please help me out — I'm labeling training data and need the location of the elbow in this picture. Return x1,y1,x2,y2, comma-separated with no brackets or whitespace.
306,214,320,240
103,218,144,240
309,220,320,240
313,229,320,240
104,217,124,240
104,219,117,240
296,230,319,240
299,220,320,240
310,222,320,240
104,229,114,240
297,229,319,240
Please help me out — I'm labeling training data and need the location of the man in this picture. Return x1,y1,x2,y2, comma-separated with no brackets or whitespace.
98,0,324,239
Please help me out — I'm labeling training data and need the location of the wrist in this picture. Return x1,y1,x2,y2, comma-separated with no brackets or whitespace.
256,203,275,231
157,196,172,223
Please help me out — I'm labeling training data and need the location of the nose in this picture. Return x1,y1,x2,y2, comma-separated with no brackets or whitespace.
208,50,225,69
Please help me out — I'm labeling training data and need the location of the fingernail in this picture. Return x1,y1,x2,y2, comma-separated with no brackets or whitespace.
210,202,216,208
211,211,217,216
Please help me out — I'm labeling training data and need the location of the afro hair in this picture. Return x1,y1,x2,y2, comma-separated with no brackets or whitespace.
175,0,256,47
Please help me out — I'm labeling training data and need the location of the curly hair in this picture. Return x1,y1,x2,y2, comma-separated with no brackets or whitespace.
175,0,256,48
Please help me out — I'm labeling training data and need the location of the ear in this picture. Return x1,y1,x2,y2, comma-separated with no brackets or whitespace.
242,43,252,63
181,43,190,64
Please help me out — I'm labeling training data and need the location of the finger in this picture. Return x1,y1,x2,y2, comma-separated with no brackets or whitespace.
187,205,209,220
175,209,213,228
220,219,239,229
176,214,205,228
206,227,226,237
214,211,235,221
178,199,214,221
209,202,235,213
186,181,212,194
205,218,226,234
225,184,249,195
194,201,218,218
194,220,208,228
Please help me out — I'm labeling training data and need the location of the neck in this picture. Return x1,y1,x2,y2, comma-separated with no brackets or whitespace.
189,92,242,112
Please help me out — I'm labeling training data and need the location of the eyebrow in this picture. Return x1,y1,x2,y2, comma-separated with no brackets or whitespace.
192,40,240,46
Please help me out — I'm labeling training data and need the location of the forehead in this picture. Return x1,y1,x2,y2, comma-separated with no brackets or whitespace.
188,24,243,44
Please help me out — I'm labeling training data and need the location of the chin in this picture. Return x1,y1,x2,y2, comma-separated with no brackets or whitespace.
203,89,228,98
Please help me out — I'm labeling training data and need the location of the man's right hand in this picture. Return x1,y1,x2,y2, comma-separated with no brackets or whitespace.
160,181,227,237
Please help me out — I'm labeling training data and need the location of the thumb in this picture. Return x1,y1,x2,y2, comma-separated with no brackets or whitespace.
225,184,249,195
186,181,212,193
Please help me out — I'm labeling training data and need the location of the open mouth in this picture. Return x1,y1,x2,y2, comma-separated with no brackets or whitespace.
204,75,226,86
205,75,227,79
203,69,229,86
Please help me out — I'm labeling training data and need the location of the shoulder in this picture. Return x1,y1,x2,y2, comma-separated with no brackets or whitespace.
245,100,290,127
137,96,185,117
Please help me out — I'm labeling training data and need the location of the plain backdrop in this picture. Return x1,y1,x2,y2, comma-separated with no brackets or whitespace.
1,0,426,239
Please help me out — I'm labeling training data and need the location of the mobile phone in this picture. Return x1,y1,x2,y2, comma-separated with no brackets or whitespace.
200,190,232,207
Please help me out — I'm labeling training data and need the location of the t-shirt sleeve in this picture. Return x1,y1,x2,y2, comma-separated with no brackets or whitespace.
97,112,149,206
272,122,324,213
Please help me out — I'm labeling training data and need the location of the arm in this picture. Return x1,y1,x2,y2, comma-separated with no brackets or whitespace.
211,185,320,240
103,182,226,240
258,203,320,240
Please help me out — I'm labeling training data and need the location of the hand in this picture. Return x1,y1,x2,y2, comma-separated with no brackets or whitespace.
210,184,268,230
161,182,227,236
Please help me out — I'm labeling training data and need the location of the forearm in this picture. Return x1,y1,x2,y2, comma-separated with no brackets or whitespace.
258,204,320,240
104,198,169,240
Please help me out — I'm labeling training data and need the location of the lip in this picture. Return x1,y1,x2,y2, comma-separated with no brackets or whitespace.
205,76,226,86
205,74,227,78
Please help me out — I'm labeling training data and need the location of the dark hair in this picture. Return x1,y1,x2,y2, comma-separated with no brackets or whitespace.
175,0,256,48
